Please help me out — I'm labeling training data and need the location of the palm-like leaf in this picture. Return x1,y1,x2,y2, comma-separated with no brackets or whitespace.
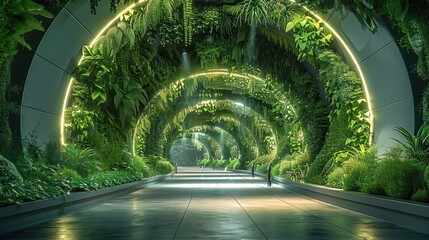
237,0,269,27
392,124,429,162
5,0,53,50
144,0,175,26
348,144,378,160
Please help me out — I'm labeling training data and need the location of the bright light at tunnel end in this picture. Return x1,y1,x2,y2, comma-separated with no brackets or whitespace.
61,0,374,148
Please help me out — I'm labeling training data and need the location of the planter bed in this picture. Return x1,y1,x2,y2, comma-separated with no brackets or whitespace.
235,170,429,234
0,173,173,235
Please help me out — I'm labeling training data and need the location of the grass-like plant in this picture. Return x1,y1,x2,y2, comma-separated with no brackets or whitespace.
392,124,429,164
237,0,269,27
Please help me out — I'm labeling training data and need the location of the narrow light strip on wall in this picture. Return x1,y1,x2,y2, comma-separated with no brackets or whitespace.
61,0,374,147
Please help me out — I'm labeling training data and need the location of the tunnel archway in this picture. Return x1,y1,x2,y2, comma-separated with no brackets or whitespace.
21,0,414,155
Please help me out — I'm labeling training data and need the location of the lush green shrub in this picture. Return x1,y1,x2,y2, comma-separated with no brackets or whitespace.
341,146,378,192
373,148,416,199
411,189,429,203
142,155,174,176
131,156,149,179
306,110,350,185
0,155,23,185
197,159,213,166
411,162,428,193
156,159,175,175
62,144,100,177
256,162,270,174
342,160,366,191
44,133,62,165
272,163,280,177
215,160,228,168
70,171,140,192
1,159,71,207
227,159,241,169
327,167,344,189
252,155,275,165
57,167,81,181
89,131,132,170
425,165,429,189
203,159,214,167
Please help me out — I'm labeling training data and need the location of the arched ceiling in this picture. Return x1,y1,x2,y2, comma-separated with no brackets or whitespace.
23,1,414,163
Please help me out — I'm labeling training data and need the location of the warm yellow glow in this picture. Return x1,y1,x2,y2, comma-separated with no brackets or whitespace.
288,1,374,143
61,0,149,146
60,78,74,145
62,0,374,150
132,70,291,155
162,99,277,156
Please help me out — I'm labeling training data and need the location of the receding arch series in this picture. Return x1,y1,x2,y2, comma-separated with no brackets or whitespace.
21,0,414,153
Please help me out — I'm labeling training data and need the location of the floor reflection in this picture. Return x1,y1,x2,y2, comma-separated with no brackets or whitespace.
2,167,429,239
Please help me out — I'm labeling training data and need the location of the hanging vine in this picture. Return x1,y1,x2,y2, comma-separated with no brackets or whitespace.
183,0,193,46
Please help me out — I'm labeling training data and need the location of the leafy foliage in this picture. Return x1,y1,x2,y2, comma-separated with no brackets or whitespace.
317,50,370,148
326,167,344,189
237,0,269,27
0,154,23,185
373,150,417,199
0,0,53,50
411,189,429,203
425,165,429,189
340,145,378,192
227,159,241,169
286,15,332,61
305,108,351,184
62,144,101,177
392,124,429,164
65,104,98,143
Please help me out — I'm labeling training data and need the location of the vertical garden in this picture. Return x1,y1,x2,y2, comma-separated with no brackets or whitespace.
1,0,429,207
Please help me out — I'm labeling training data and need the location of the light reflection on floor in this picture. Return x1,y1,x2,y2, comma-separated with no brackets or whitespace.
2,167,429,239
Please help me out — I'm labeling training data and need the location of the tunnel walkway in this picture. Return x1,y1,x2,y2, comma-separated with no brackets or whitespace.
3,167,429,239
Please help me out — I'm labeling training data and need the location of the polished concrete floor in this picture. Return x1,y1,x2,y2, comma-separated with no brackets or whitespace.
3,167,429,239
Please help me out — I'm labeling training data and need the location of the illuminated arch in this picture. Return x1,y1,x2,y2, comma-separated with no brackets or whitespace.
21,1,414,154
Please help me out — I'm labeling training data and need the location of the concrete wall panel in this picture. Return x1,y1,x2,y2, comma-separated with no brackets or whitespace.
35,9,92,73
21,106,61,146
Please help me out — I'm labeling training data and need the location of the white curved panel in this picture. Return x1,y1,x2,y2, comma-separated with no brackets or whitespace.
22,55,71,116
326,10,414,148
359,42,413,109
65,0,118,36
373,98,415,153
21,106,61,146
327,11,401,68
20,1,415,150
35,9,92,73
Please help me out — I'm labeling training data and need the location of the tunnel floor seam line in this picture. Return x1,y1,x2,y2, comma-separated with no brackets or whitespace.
255,179,367,240
217,183,269,240
172,188,193,240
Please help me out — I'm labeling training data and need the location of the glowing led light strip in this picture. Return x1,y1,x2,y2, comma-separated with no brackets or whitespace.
132,69,293,155
158,99,276,157
61,0,374,147
289,1,374,143
60,0,148,145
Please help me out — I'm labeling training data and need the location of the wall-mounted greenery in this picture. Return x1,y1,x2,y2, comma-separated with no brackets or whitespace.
70,0,369,185
0,0,52,159
4,0,429,207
